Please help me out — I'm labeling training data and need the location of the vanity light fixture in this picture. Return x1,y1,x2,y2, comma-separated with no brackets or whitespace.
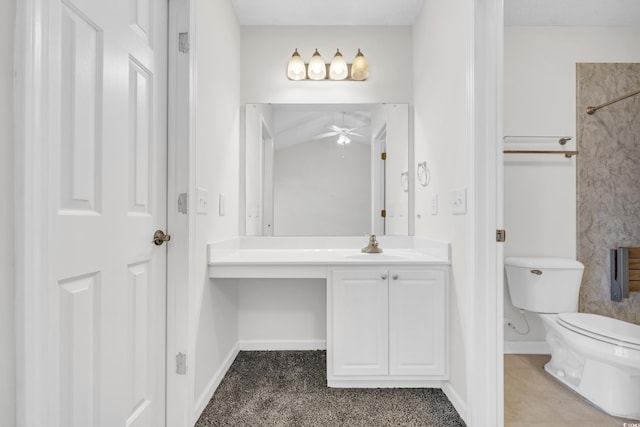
329,49,348,80
350,48,369,81
307,49,327,80
287,48,306,80
286,48,369,81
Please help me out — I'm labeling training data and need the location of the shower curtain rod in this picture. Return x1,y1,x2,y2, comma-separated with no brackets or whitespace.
587,87,640,115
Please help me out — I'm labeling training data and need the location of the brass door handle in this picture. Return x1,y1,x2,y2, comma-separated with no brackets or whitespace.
153,230,171,246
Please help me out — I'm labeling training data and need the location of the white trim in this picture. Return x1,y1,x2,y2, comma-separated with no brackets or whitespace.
14,1,54,425
186,0,199,424
328,379,444,388
238,340,327,351
166,0,193,426
442,382,467,424
467,0,504,426
193,344,240,421
503,341,550,355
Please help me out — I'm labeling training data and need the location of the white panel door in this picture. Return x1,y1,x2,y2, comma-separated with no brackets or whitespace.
388,269,446,376
330,269,389,376
50,0,167,426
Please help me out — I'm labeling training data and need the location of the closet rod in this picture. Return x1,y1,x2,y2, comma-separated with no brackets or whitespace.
587,87,640,115
503,150,578,158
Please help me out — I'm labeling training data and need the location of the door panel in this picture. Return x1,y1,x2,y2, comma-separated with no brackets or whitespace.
50,0,167,425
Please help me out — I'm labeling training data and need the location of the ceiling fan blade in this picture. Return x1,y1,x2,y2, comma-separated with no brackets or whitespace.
313,131,339,140
328,125,344,132
347,132,364,137
345,126,367,133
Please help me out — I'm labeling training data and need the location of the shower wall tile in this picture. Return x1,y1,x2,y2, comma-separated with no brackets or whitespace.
577,63,640,324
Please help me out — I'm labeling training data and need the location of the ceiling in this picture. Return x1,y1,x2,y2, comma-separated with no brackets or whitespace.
504,0,640,26
232,0,640,27
273,105,371,150
231,0,425,26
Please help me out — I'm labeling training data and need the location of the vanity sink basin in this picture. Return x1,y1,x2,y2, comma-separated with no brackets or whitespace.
345,251,422,261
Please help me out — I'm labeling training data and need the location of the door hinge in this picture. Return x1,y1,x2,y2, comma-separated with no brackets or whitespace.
178,32,190,53
177,193,188,214
176,352,187,375
381,152,387,160
381,209,387,218
496,229,506,243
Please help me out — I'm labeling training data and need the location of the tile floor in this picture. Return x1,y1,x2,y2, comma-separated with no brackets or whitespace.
504,354,637,427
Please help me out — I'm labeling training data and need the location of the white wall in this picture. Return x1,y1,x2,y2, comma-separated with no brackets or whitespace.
0,0,15,425
503,26,640,345
193,0,242,404
236,25,413,345
413,0,470,407
238,279,326,348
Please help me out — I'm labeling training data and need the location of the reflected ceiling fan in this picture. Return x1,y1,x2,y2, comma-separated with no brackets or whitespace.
313,112,364,145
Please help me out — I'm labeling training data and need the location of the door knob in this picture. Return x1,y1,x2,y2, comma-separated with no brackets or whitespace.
392,274,399,280
381,274,388,280
153,229,171,246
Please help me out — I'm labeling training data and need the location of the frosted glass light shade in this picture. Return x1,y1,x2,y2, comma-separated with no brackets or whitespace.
329,49,348,80
337,134,351,145
350,48,369,81
287,49,306,80
307,49,327,80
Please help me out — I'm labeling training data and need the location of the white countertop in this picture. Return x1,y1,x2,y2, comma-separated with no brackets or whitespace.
208,236,450,278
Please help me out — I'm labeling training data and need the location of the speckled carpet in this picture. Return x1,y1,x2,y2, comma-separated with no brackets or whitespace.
195,350,466,427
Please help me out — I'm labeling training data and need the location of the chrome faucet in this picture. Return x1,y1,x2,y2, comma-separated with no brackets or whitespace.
361,235,383,253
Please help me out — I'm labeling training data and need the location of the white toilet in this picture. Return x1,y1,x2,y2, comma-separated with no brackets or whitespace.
505,257,640,420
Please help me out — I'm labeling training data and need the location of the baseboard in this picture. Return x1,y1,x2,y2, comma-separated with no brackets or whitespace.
194,343,240,420
503,340,550,354
442,382,467,424
238,339,326,351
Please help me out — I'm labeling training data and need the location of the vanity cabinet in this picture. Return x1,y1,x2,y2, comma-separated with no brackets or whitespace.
327,266,448,387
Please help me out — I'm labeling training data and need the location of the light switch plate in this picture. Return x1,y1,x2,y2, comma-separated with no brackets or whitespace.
197,187,208,215
452,188,466,215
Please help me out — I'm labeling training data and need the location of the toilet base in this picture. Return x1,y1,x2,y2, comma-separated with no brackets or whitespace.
544,359,640,420
541,314,640,420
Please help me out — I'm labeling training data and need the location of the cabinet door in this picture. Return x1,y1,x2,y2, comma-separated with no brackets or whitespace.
389,269,446,376
330,269,389,376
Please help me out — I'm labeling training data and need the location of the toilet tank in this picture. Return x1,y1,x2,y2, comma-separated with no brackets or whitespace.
504,257,584,313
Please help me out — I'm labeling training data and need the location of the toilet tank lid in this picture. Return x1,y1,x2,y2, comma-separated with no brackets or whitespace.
505,257,584,270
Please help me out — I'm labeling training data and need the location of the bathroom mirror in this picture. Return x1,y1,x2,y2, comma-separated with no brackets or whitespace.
244,103,410,236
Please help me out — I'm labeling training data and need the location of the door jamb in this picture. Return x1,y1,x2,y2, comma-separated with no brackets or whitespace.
14,1,54,425
466,0,504,426
166,0,197,425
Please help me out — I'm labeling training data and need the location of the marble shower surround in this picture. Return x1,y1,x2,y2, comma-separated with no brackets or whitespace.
577,63,640,324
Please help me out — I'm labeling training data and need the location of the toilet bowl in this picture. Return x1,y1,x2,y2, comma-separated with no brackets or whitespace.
540,312,640,420
505,257,640,420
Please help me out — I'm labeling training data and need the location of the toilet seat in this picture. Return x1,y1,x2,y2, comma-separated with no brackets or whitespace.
557,313,640,350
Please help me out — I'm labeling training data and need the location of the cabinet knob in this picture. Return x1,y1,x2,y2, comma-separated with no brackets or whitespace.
392,274,399,280
381,274,388,280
